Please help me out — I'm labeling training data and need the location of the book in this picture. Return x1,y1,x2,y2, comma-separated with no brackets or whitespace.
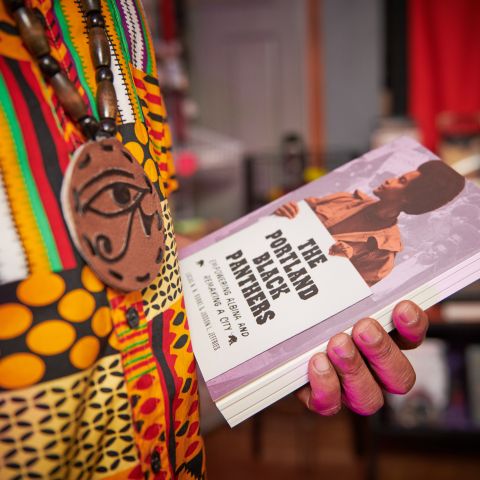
179,137,480,427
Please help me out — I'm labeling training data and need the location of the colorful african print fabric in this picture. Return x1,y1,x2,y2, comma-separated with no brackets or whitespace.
0,1,206,479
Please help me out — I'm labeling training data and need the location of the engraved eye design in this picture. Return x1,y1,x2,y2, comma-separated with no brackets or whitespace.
84,182,147,217
76,168,151,218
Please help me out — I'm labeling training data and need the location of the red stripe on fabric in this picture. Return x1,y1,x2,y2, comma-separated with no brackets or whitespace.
149,129,165,141
124,356,155,376
18,61,77,269
145,93,162,105
121,329,146,343
134,77,146,91
125,344,150,358
0,59,74,269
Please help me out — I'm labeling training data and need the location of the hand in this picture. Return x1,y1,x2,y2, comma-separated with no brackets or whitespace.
329,241,353,258
297,300,428,415
274,201,299,219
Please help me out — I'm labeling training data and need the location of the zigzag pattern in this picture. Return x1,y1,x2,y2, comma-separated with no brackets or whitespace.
119,0,145,71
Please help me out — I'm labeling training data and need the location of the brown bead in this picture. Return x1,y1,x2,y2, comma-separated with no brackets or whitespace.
38,54,60,78
79,115,99,139
89,26,110,68
80,0,100,14
97,118,117,138
13,7,50,58
86,11,105,29
50,72,89,122
97,79,117,120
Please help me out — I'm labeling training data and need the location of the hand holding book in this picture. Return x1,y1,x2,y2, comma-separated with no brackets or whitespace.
297,300,428,415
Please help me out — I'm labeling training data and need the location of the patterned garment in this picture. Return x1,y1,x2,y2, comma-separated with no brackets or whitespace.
0,1,206,479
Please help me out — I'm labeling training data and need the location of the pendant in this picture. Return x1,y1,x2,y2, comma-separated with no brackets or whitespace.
61,137,165,292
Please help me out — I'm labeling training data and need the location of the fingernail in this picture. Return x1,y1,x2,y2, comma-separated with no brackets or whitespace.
396,302,418,326
313,354,330,373
358,322,382,345
332,335,355,359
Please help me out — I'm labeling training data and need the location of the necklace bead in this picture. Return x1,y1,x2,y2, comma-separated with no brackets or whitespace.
13,6,49,57
38,54,61,78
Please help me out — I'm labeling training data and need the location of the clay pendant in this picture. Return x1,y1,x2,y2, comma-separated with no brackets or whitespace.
61,137,165,292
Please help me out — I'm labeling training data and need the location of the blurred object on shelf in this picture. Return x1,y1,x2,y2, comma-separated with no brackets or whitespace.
440,301,480,324
370,116,420,149
280,132,308,193
437,111,480,182
176,149,198,177
444,346,471,430
387,338,449,428
466,344,480,426
174,217,224,241
245,145,355,213
171,126,245,223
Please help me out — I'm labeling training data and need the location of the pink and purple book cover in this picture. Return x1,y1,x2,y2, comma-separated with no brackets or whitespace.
179,138,480,402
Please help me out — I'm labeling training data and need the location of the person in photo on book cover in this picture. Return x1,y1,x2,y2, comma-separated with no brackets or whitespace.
274,160,466,286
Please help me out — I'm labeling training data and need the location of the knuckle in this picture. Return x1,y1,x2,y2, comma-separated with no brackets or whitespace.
349,392,384,416
371,337,395,363
387,370,416,395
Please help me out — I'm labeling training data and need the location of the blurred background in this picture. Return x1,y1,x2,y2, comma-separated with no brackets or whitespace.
143,0,480,478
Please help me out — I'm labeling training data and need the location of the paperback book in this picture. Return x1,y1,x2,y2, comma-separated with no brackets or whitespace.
179,137,480,426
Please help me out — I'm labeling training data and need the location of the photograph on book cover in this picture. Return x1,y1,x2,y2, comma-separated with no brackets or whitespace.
179,138,480,403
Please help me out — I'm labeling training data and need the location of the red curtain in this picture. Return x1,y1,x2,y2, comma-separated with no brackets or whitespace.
408,0,480,151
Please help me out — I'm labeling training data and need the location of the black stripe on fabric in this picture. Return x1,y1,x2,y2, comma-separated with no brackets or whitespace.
7,58,64,206
143,75,159,86
6,58,81,264
151,312,177,472
148,111,166,123
0,21,18,35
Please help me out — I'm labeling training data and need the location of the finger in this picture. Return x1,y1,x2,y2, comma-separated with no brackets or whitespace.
327,333,384,415
285,203,296,218
352,318,416,395
297,353,342,415
292,202,299,215
391,300,429,349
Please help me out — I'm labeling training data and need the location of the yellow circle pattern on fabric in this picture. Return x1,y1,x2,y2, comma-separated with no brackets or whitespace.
17,272,66,306
91,307,113,337
135,121,149,145
26,320,76,355
125,141,145,164
81,265,104,293
0,353,45,389
0,303,33,339
108,331,121,351
144,158,159,182
58,289,95,322
70,336,100,369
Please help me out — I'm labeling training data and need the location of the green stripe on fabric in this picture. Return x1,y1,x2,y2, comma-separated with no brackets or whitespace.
124,352,152,367
0,73,61,270
54,2,98,118
127,365,156,383
105,0,144,121
123,338,149,352
134,0,154,75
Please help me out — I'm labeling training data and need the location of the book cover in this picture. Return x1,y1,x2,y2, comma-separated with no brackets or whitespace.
179,137,480,423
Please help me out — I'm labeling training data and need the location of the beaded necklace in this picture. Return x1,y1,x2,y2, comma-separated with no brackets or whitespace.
5,0,165,292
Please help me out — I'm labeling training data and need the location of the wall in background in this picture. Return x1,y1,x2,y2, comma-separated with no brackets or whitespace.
187,0,382,155
322,0,382,153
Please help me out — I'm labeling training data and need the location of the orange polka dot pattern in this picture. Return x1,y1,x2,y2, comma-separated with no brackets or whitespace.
0,267,116,389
